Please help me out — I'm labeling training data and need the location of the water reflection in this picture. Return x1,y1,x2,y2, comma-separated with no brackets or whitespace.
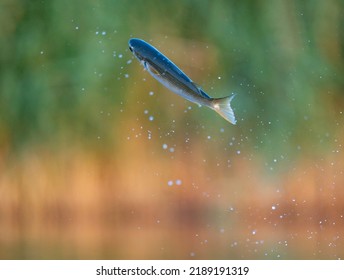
1,138,343,259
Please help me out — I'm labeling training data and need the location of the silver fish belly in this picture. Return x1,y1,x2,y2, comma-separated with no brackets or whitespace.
129,38,236,124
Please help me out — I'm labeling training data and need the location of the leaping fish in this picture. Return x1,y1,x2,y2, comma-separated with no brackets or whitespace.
128,38,236,124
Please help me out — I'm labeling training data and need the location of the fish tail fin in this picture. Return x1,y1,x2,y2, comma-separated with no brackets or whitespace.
211,94,237,124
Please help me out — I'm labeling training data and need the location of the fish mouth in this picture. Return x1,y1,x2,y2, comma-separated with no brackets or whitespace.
129,39,146,62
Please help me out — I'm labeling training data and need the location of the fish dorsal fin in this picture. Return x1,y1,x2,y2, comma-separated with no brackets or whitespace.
191,82,211,99
199,89,211,99
191,81,202,90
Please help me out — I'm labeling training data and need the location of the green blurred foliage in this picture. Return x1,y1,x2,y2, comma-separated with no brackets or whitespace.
0,0,343,158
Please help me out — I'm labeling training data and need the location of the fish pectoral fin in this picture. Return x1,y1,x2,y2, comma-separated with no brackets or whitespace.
145,62,161,76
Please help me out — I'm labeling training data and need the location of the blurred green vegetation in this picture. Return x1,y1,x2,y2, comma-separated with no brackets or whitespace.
1,0,343,157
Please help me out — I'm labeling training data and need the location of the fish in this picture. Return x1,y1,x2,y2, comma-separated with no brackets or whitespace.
128,38,236,124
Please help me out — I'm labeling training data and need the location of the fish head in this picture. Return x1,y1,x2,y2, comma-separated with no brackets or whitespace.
129,38,144,61
128,38,159,66
129,38,168,76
